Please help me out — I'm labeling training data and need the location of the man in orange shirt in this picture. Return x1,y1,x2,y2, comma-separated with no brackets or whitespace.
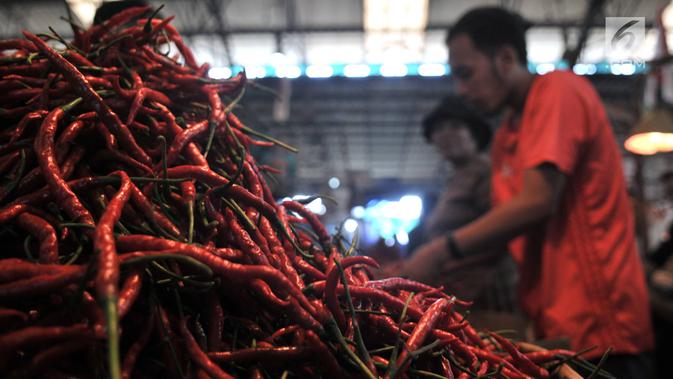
393,7,654,377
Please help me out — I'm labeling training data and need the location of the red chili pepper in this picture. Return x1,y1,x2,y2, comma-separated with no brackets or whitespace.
151,102,208,166
304,329,350,379
364,277,437,294
0,151,21,176
518,349,576,364
0,39,37,52
431,330,478,368
178,318,235,379
92,149,154,175
126,87,172,126
206,290,225,352
84,5,152,49
224,207,270,266
24,31,152,166
324,256,380,330
0,308,28,325
283,200,334,257
390,298,451,378
208,346,316,365
116,241,320,325
160,119,208,169
8,339,90,378
121,312,154,379
16,212,59,264
0,324,92,354
95,121,117,149
64,50,95,67
0,61,50,77
34,103,95,225
129,183,180,237
488,332,549,378
9,110,47,142
118,269,142,319
93,170,132,379
440,355,455,379
250,279,291,308
0,267,86,300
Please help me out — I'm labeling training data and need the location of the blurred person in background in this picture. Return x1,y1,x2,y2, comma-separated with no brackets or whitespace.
386,6,653,378
414,95,516,311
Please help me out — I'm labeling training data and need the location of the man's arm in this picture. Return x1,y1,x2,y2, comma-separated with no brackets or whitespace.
396,164,566,283
454,163,566,254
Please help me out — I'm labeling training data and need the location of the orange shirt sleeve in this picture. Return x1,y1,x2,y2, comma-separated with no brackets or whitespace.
517,73,588,175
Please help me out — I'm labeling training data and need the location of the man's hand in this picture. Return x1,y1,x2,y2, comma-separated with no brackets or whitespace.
396,236,450,284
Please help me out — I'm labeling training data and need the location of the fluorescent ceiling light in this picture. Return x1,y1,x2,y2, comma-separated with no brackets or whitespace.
364,0,428,64
364,0,428,31
418,63,447,76
379,63,408,77
275,65,302,79
535,63,555,75
306,65,334,78
208,67,232,79
245,66,267,79
343,64,371,78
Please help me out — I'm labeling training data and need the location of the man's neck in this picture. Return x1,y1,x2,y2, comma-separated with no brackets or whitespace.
508,70,535,116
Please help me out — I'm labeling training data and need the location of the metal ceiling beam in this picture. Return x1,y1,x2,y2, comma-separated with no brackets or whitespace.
563,0,607,66
206,0,234,66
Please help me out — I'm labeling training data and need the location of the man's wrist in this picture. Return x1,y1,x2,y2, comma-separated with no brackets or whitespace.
446,232,465,260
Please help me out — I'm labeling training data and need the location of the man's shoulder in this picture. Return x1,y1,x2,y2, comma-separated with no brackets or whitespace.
535,70,592,93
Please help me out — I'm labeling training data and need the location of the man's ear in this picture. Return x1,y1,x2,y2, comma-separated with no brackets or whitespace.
493,45,519,76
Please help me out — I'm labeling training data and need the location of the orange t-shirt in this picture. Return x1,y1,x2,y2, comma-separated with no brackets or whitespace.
491,71,653,357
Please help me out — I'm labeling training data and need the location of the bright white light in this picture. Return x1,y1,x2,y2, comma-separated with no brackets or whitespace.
270,52,288,66
535,63,555,75
328,177,340,189
276,65,302,79
379,63,408,77
306,65,334,78
573,64,588,75
66,0,100,29
208,67,232,79
396,231,409,245
610,63,623,75
418,63,447,76
343,64,371,78
384,237,396,247
620,63,636,75
664,1,673,29
344,218,359,233
286,195,326,215
245,66,267,79
351,206,365,219
586,64,597,75
305,198,326,215
399,195,423,220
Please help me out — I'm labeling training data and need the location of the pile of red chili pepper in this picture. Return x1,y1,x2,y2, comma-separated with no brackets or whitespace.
0,6,592,379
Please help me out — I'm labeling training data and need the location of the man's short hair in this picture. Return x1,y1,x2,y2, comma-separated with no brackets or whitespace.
422,95,492,152
447,7,531,65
